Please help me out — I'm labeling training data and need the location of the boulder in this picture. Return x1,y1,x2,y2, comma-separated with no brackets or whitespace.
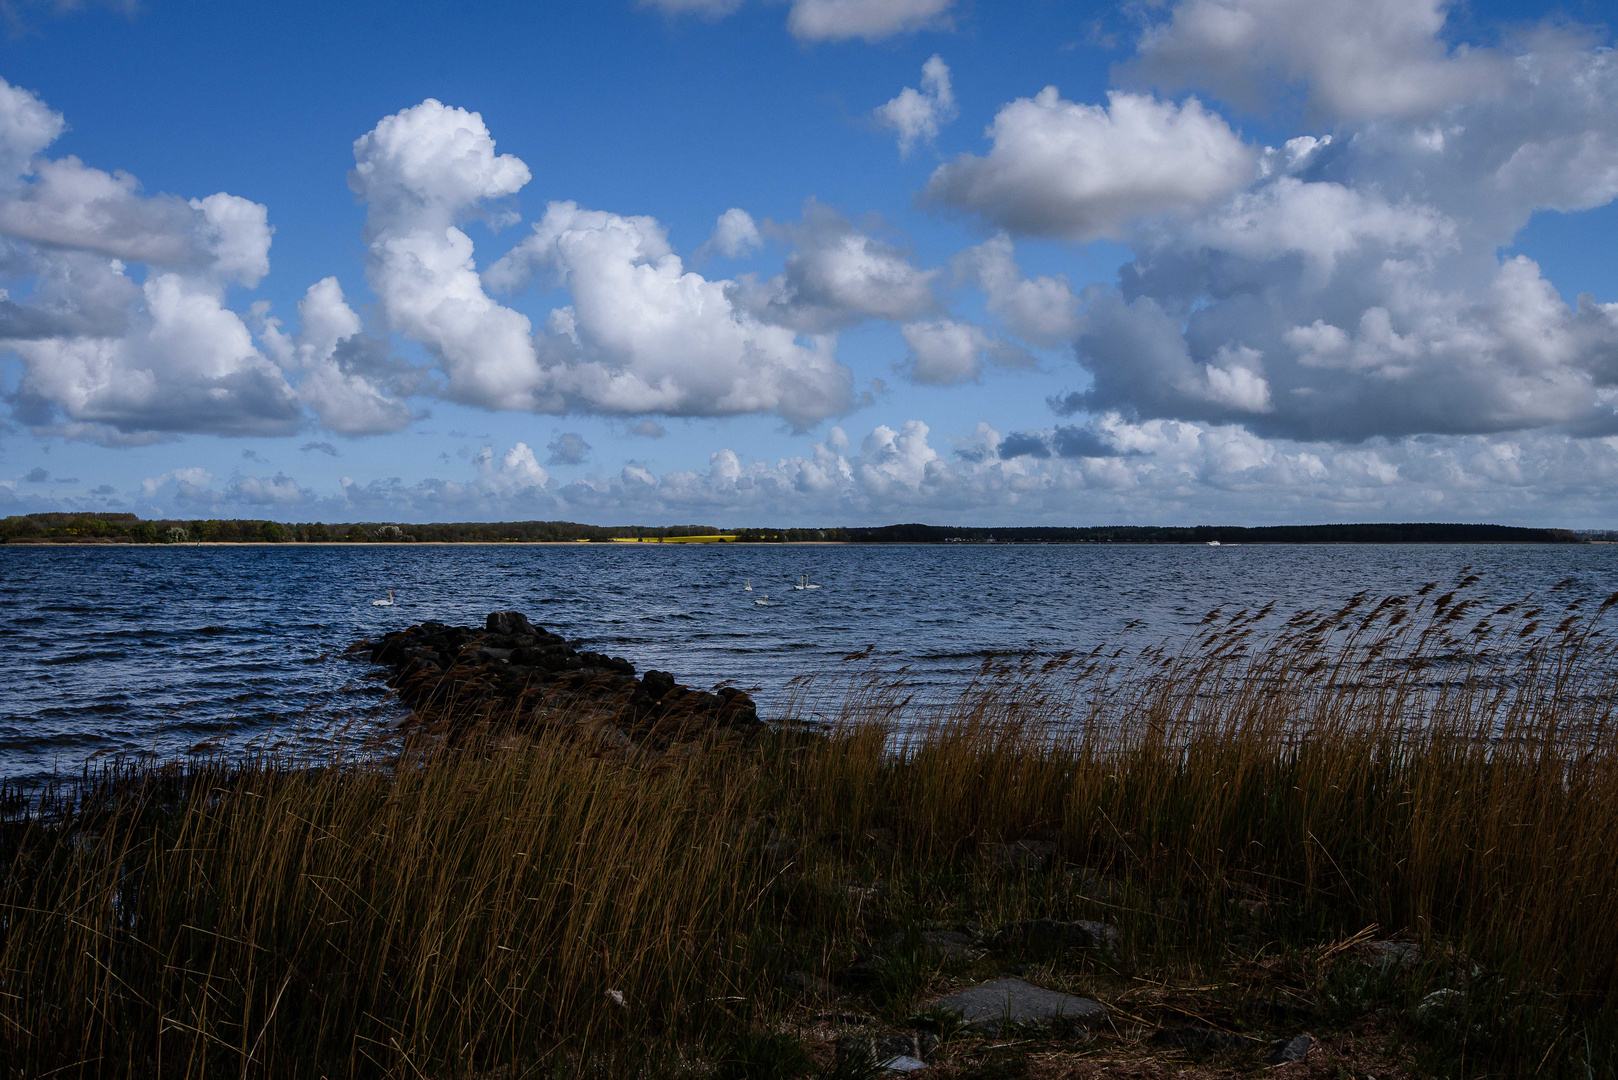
1268,1033,1312,1064
923,977,1105,1036
1007,918,1122,959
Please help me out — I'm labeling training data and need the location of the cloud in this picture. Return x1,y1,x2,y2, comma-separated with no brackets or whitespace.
875,55,957,157
350,99,542,413
89,483,115,495
702,207,762,258
628,419,666,438
300,441,338,456
545,431,591,465
23,466,47,482
486,199,856,429
952,234,1080,348
900,319,1030,386
230,473,306,505
258,277,415,435
787,0,953,43
733,201,937,332
925,89,1256,241
1047,24,1618,444
1128,0,1507,121
0,77,304,441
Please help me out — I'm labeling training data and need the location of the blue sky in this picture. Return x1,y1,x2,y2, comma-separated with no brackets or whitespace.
1,0,1616,526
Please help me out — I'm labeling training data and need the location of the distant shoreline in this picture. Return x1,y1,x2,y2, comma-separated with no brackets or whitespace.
1,538,1597,548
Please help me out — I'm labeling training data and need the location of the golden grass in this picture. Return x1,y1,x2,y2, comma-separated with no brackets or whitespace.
4,573,1618,1077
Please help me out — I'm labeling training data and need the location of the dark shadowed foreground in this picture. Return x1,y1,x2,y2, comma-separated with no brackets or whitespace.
3,575,1617,1078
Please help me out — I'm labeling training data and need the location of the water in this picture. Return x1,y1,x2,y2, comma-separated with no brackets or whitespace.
1,542,1615,780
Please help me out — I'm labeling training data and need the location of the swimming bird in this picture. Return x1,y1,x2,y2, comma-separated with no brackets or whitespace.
371,589,395,607
754,594,769,605
794,574,820,590
744,578,752,591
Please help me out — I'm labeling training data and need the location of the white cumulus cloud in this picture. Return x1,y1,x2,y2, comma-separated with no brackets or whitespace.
925,89,1256,241
487,200,856,429
1129,0,1508,120
875,55,957,157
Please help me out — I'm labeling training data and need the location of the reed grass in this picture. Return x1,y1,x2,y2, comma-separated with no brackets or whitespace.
4,573,1618,1077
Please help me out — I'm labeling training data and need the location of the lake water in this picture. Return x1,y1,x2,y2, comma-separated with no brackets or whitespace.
1,542,1615,780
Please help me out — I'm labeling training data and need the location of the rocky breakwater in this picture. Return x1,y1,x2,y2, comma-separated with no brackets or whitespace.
360,610,762,748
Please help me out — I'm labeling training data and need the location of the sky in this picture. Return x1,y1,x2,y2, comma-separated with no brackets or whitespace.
0,0,1616,528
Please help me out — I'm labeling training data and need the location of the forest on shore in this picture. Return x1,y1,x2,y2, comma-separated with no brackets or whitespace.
0,511,1589,545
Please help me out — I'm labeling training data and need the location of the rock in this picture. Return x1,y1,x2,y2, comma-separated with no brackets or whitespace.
485,611,536,636
1268,1033,1312,1064
923,977,1105,1036
1414,988,1464,1027
986,839,1057,873
1150,1026,1255,1051
837,1032,938,1062
1362,940,1421,971
1008,918,1122,959
882,930,984,964
880,1056,927,1073
359,612,762,748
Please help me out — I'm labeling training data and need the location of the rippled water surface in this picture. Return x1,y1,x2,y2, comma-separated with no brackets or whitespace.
2,542,1615,779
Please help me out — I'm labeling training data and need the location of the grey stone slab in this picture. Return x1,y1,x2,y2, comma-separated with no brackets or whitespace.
923,977,1105,1035
1269,1033,1312,1064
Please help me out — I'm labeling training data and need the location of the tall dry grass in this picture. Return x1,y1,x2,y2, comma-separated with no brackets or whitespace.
4,573,1618,1076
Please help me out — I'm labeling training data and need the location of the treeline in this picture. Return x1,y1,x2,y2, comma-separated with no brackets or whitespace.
0,514,1587,545
843,522,1585,544
0,514,728,544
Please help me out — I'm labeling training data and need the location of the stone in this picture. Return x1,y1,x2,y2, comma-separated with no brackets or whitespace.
1268,1033,1312,1064
1363,940,1421,971
1414,988,1464,1027
485,611,536,636
880,1057,928,1073
923,977,1105,1035
882,929,983,963
1009,918,1123,959
837,1032,938,1062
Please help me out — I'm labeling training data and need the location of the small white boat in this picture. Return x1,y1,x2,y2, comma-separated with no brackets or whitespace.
1206,540,1221,547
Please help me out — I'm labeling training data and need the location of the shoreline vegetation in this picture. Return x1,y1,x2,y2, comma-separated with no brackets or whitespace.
0,510,1594,546
5,578,1618,1077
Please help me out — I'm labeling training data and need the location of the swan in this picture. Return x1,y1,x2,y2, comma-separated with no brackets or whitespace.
371,589,395,607
744,578,752,591
754,594,769,605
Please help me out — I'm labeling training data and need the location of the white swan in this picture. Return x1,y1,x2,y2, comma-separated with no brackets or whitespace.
744,578,752,591
754,594,769,605
371,589,395,607
794,574,820,590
